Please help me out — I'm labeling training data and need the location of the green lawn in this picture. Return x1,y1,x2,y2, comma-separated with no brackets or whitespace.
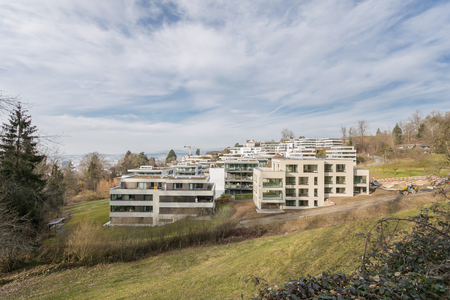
65,199,110,230
3,205,429,300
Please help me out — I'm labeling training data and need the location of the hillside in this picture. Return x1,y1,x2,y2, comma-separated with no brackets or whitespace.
0,200,435,300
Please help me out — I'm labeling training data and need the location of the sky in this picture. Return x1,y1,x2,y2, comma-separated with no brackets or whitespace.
1,0,450,155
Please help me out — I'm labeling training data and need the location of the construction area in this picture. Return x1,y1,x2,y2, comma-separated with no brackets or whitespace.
230,180,438,229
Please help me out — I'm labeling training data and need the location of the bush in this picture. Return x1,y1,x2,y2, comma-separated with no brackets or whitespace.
235,193,253,200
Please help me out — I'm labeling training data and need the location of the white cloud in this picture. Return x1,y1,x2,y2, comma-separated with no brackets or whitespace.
1,0,450,154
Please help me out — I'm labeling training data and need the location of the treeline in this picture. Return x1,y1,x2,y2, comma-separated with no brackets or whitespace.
341,110,450,159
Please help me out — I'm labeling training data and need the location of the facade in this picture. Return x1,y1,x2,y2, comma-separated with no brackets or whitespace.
223,160,259,195
326,146,357,165
109,166,215,226
253,158,369,210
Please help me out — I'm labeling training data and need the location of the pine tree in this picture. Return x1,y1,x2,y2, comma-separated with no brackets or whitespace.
195,148,200,155
134,152,149,167
165,149,177,163
393,123,403,145
0,103,46,223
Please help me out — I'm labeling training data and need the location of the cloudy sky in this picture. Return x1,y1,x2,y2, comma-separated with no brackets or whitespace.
1,0,450,155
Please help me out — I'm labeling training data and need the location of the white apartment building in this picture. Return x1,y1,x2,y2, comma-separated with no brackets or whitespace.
285,147,317,159
253,158,369,210
326,146,357,166
109,166,215,226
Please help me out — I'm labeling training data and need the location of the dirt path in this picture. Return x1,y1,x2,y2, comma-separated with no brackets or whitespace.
239,189,434,226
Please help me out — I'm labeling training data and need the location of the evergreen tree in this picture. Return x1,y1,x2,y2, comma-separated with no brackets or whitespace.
376,128,382,136
393,123,403,145
195,148,200,155
165,149,177,163
0,103,46,223
134,152,149,167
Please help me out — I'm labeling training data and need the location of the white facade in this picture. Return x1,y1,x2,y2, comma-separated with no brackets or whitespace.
326,146,357,166
209,167,225,198
253,158,369,210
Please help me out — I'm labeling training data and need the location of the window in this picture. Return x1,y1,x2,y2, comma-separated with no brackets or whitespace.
299,177,309,185
325,176,333,184
286,165,298,172
336,176,346,184
110,206,135,212
314,200,318,207
314,188,318,197
263,190,283,200
336,187,346,194
303,165,318,173
189,183,204,189
143,206,153,212
299,200,308,206
336,164,346,172
286,177,296,185
286,188,296,197
262,178,283,188
324,164,333,172
314,177,318,185
137,182,146,189
111,194,123,200
144,195,153,201
298,188,309,196
173,183,183,189
286,200,296,206
325,187,333,193
354,176,367,184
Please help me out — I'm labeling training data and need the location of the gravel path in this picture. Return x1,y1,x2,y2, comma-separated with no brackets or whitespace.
239,189,433,226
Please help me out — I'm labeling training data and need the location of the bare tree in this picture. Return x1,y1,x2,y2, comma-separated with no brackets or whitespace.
408,110,423,137
281,128,295,140
356,120,369,150
340,126,347,144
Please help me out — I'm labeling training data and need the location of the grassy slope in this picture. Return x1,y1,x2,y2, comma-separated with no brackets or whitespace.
3,204,427,300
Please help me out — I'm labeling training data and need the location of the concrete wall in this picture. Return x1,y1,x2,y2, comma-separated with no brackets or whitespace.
209,167,225,198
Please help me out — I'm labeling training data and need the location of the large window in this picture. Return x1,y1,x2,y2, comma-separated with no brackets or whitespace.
336,187,346,194
137,182,146,189
325,187,333,194
286,165,298,173
336,176,346,184
354,176,367,184
298,188,309,196
314,177,318,185
324,164,333,172
263,178,283,188
110,206,153,212
263,190,283,200
299,200,308,206
285,188,296,197
314,188,318,197
299,177,309,185
286,200,296,206
173,183,183,189
303,165,318,173
325,176,333,184
144,195,153,201
336,164,346,172
286,177,296,185
189,183,204,189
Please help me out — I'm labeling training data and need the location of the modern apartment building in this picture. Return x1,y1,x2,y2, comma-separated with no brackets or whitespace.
326,146,357,165
109,166,215,226
253,158,369,210
223,160,259,195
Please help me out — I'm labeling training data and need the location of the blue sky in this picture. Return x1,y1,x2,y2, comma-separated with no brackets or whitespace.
1,0,450,154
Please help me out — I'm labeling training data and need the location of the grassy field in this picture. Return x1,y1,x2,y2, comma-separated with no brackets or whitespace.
366,155,450,179
1,203,432,300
